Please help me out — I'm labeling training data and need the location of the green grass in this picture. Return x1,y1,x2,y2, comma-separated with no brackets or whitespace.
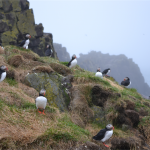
5,78,18,86
60,62,68,66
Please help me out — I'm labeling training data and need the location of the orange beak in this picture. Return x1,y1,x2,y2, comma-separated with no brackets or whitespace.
29,35,31,38
124,79,125,81
44,92,45,96
6,67,8,71
113,127,114,130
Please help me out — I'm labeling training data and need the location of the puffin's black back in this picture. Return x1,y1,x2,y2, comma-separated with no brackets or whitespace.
67,57,74,67
18,40,26,46
93,128,107,140
0,68,5,79
45,45,51,56
102,69,109,74
121,80,130,86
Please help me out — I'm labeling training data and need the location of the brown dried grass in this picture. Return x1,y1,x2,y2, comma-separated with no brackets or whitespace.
104,77,123,91
20,51,40,61
70,84,94,126
32,66,54,74
0,46,4,54
8,55,24,67
50,62,72,75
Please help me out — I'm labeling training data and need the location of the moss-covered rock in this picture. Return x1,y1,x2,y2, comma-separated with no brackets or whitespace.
91,106,106,125
16,9,36,37
25,72,69,111
0,20,9,32
0,0,58,59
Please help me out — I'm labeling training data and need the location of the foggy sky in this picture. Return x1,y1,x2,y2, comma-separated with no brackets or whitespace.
29,0,150,87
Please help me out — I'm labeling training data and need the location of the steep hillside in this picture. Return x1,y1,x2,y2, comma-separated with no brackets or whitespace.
0,46,150,150
54,45,150,96
77,51,150,96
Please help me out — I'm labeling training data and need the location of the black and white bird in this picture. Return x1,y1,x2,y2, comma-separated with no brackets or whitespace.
121,77,131,87
45,45,53,57
0,65,8,83
95,68,103,79
18,34,31,49
93,124,114,148
35,89,47,115
67,54,77,68
102,68,110,76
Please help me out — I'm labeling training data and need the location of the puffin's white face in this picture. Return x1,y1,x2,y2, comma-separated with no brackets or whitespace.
40,89,46,96
106,124,114,130
72,54,76,59
26,34,31,38
47,45,49,48
97,68,100,72
0,65,7,71
124,77,129,81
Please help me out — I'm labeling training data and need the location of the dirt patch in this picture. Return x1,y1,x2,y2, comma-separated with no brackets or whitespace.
111,137,146,150
70,85,94,127
18,83,39,98
50,62,72,76
125,100,135,110
8,55,24,67
91,85,111,107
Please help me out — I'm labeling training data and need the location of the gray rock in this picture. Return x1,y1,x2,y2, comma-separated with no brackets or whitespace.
0,20,9,33
91,106,105,125
25,72,70,111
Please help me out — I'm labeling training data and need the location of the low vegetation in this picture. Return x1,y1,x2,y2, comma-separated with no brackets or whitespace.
0,46,150,149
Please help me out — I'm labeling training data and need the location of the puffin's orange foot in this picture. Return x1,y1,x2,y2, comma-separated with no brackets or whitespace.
42,110,45,115
102,142,109,148
38,109,42,114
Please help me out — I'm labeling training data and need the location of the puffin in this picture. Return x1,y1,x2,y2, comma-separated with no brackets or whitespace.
121,77,131,87
102,68,110,76
35,89,47,115
0,65,8,83
45,45,53,57
18,34,31,49
93,124,114,148
95,68,103,79
67,54,77,68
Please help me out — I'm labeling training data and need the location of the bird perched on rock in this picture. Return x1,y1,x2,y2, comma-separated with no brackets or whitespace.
0,65,8,83
67,54,77,68
93,124,114,148
18,34,31,49
102,68,110,77
121,77,131,87
95,68,103,79
45,45,53,57
35,89,47,115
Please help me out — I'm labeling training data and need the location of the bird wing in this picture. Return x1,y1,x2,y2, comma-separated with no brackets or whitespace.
93,129,106,140
121,80,130,86
0,69,4,79
66,59,72,67
102,69,108,74
18,40,26,46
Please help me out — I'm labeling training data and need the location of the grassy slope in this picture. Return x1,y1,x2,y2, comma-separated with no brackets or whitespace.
0,46,150,149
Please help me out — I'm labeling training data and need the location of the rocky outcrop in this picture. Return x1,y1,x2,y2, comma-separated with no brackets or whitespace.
25,72,70,111
0,0,58,59
53,43,70,62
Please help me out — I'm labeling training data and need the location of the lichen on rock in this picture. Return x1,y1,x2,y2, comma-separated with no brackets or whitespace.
25,72,69,111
